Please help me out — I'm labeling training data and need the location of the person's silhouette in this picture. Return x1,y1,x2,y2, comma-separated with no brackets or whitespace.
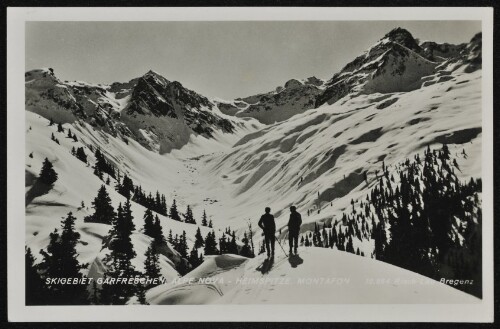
287,206,302,255
258,207,276,258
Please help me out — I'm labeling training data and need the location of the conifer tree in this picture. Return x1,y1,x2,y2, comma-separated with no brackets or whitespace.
346,237,355,256
227,232,239,255
39,158,58,186
143,209,155,238
183,205,196,224
201,210,208,226
25,247,46,305
57,122,64,133
155,191,161,213
175,259,190,276
38,212,88,304
160,194,168,216
143,241,162,289
177,231,188,258
167,229,173,244
188,245,203,269
240,232,254,258
170,199,181,221
194,227,204,249
101,200,137,304
86,185,115,224
204,231,218,255
117,174,134,199
219,233,227,254
94,148,116,179
72,134,78,142
75,147,87,163
153,215,164,242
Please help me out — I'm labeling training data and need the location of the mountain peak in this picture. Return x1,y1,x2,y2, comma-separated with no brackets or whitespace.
384,27,414,42
144,69,162,77
140,69,170,87
381,27,422,53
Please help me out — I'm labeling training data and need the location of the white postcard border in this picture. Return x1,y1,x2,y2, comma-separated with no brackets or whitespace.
7,6,494,322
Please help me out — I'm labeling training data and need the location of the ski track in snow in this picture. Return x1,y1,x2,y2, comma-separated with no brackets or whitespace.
147,248,480,304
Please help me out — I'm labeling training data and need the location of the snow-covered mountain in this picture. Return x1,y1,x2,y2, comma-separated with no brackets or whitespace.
214,28,481,125
25,27,483,305
216,76,325,124
26,69,262,154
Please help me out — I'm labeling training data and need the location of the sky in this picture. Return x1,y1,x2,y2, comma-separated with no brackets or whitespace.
26,21,481,99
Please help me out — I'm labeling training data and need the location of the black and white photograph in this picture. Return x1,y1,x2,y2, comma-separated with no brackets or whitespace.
6,6,494,322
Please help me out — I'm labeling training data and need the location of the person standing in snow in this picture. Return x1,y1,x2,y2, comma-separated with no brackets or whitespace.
258,207,276,258
288,206,302,255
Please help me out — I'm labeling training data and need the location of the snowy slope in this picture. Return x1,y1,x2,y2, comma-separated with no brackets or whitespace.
25,111,231,281
25,27,483,303
25,42,482,275
147,247,479,304
194,70,482,244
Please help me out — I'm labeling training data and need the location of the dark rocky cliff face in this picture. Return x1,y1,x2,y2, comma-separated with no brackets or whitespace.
25,69,240,154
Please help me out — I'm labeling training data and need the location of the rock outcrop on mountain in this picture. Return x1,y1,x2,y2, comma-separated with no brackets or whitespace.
25,69,257,154
214,76,325,124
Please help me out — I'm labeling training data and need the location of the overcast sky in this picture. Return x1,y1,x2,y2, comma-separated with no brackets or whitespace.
26,21,480,99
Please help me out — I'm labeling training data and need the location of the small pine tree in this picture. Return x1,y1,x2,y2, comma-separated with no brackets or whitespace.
143,241,162,289
49,117,54,126
204,231,218,255
117,174,134,199
25,247,46,305
194,227,204,249
143,208,155,238
86,185,115,224
183,205,196,224
38,158,58,186
75,147,87,163
170,199,181,221
188,245,203,268
38,212,88,304
57,123,64,133
160,194,167,216
346,236,354,254
152,215,164,244
72,134,78,142
167,229,173,244
208,220,213,228
240,232,254,258
201,210,208,226
101,200,137,304
177,231,188,258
